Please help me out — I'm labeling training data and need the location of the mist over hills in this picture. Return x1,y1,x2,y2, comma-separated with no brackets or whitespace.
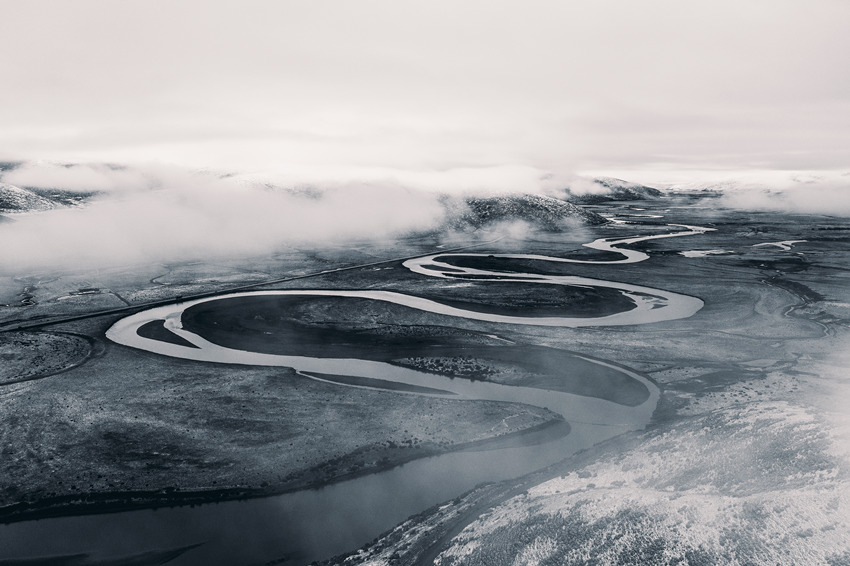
568,177,663,204
6,158,845,272
0,161,656,219
0,162,632,271
443,175,668,230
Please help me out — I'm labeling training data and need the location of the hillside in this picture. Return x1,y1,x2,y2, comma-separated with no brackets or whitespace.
451,193,606,231
0,182,98,214
0,183,61,213
567,177,662,204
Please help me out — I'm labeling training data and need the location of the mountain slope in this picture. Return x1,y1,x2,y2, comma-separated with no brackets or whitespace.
0,183,61,213
453,193,607,231
568,177,662,204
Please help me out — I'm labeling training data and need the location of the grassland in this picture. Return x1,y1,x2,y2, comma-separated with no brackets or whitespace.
0,235,578,522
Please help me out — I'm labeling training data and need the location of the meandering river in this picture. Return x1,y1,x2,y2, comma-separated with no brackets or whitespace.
0,223,711,565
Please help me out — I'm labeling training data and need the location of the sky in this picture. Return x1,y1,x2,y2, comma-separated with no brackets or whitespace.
1,0,849,186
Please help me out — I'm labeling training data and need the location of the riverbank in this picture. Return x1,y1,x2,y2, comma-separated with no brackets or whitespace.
0,413,567,525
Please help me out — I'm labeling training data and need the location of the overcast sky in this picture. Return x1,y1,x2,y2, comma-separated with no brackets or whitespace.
2,0,849,185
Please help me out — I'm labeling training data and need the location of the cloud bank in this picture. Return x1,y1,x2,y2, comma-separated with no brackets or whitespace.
2,160,848,275
0,161,602,273
2,162,153,193
0,164,453,272
714,173,850,216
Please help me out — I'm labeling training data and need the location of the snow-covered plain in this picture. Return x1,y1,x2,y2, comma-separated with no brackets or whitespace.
433,359,850,566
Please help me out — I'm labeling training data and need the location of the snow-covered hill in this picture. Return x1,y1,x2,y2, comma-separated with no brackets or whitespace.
452,193,607,231
567,177,663,204
0,183,61,213
0,182,99,214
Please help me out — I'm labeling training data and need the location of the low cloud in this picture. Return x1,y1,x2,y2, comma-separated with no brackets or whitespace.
2,162,154,193
560,177,611,197
717,174,850,216
0,160,635,273
0,165,451,273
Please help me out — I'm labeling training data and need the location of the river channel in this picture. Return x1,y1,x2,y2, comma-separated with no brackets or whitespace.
0,224,709,565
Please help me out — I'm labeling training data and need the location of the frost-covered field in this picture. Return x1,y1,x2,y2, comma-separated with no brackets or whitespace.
434,358,850,566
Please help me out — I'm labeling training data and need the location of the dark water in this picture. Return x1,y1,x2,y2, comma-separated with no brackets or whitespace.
0,421,619,565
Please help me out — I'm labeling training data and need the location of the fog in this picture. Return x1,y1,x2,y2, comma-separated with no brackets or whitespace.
3,161,574,198
0,164,460,272
713,172,850,216
2,162,154,194
3,159,849,273
0,161,601,273
721,183,850,216
589,167,850,216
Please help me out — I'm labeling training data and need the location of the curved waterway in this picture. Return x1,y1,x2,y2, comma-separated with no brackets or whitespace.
0,224,710,565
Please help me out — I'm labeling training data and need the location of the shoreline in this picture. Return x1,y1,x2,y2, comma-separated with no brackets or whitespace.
322,427,653,566
0,413,566,525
